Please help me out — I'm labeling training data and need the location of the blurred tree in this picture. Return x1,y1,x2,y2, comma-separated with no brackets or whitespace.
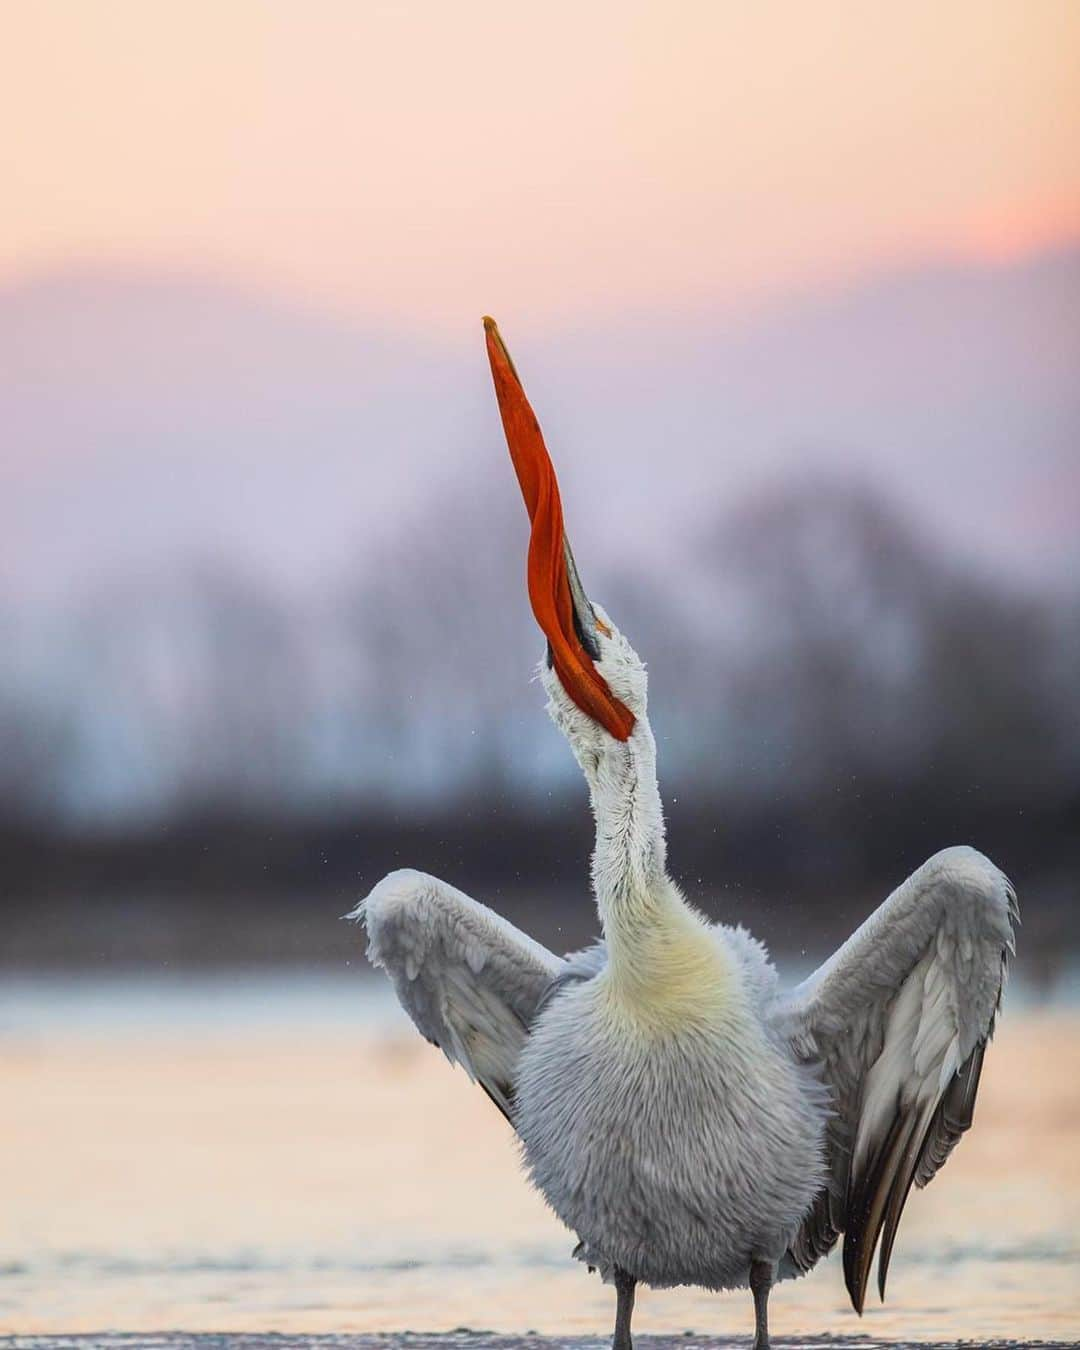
62,565,314,819
0,473,1075,854
337,471,543,804
0,687,74,824
691,476,1077,808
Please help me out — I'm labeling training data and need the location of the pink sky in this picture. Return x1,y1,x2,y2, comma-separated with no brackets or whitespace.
3,0,1078,328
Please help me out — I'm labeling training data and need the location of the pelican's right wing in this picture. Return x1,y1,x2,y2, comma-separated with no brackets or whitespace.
349,869,563,1120
776,846,1017,1311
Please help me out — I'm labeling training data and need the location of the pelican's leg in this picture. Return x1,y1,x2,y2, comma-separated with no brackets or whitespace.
749,1258,773,1350
612,1266,636,1350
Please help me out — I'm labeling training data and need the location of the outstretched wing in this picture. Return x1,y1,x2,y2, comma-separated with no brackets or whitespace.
349,868,563,1120
777,845,1017,1311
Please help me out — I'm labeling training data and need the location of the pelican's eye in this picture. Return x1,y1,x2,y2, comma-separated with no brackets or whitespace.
595,614,612,639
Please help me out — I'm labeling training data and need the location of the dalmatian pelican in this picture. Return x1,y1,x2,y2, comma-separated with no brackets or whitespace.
349,318,1017,1349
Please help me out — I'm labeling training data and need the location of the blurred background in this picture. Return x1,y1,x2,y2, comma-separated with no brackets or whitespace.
2,0,1078,974
1,0,1079,1338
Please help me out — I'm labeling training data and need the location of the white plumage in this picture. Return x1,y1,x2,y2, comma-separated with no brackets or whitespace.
350,604,1016,1349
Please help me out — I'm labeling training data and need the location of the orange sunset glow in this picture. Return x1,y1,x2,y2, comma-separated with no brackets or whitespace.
3,0,1078,327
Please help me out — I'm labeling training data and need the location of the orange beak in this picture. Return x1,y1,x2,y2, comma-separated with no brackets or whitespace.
483,316,635,742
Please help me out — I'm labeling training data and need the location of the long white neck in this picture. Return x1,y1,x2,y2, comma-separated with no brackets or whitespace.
587,717,668,937
584,717,723,1008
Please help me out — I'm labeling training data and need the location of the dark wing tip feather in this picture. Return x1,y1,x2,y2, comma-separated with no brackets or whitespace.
784,1184,839,1277
841,1038,990,1313
914,1038,986,1188
478,1079,516,1125
876,1039,987,1300
842,1106,917,1313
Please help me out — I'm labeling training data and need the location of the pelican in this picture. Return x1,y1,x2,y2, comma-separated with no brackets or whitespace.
349,318,1017,1349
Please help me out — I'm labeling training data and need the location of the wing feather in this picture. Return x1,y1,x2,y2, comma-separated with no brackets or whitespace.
349,868,562,1120
777,845,1016,1311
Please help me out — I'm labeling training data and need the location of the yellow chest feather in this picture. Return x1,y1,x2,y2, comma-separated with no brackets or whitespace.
600,910,739,1036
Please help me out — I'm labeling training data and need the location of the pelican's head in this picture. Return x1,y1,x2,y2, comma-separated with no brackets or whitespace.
538,597,650,781
484,317,649,769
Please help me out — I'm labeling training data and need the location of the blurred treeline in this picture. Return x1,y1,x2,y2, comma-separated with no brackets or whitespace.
3,476,1077,971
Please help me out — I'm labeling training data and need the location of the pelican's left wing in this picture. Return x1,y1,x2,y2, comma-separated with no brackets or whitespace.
349,869,563,1121
776,845,1017,1311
